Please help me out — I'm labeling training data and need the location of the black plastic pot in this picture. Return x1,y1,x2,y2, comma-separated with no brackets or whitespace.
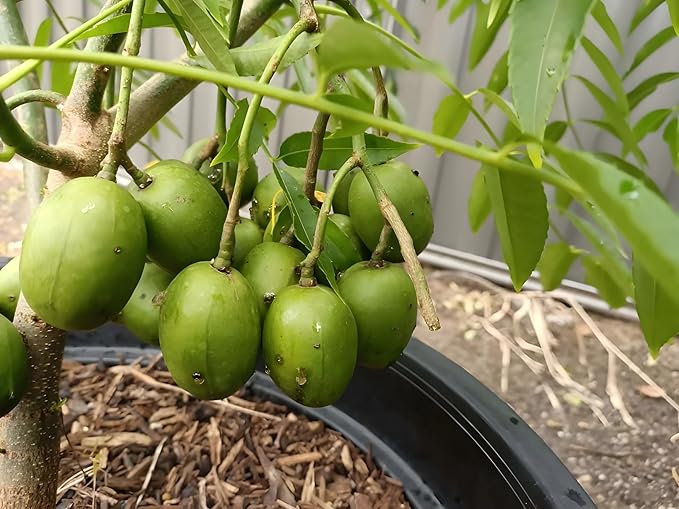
64,323,595,509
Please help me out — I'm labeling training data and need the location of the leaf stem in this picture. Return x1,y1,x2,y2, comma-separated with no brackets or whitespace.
372,66,389,135
228,0,245,47
0,45,584,197
212,18,315,270
103,66,116,109
98,0,149,184
299,156,359,285
304,111,330,204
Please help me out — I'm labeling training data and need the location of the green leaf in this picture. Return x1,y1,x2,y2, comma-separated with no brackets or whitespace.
629,0,664,33
33,17,52,82
669,0,679,36
633,257,679,356
212,99,276,164
537,242,579,291
324,94,373,138
346,69,407,122
664,117,679,170
317,18,452,87
231,33,322,77
624,26,675,79
432,93,471,154
593,152,664,197
75,12,183,39
447,0,475,23
551,146,679,310
468,0,511,70
487,0,510,27
581,37,628,112
470,88,520,128
634,108,672,141
485,51,508,107
278,132,419,169
468,166,492,232
509,0,595,164
51,57,75,96
627,72,679,110
591,0,624,53
583,255,628,308
373,0,420,41
484,166,549,290
544,121,568,143
172,0,235,74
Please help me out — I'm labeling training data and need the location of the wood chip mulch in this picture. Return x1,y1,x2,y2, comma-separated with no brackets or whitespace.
57,357,411,509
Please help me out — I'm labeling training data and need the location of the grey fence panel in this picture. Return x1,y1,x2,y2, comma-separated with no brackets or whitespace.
8,1,679,282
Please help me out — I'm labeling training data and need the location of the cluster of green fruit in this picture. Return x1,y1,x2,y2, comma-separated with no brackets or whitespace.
0,142,433,414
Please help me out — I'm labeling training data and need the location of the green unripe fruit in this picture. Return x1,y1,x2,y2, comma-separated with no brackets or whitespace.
159,262,260,400
0,257,20,320
118,262,173,346
338,261,417,368
20,177,147,330
225,159,258,206
329,214,370,261
233,218,263,268
182,137,212,172
0,315,28,417
240,242,305,319
348,160,433,262
263,285,357,407
129,160,227,274
250,168,323,228
332,168,359,215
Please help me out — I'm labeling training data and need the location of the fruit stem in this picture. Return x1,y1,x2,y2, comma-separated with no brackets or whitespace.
370,221,393,262
97,0,150,184
352,134,441,331
298,156,359,286
5,90,66,111
304,111,330,205
103,65,116,109
190,135,219,170
213,18,316,271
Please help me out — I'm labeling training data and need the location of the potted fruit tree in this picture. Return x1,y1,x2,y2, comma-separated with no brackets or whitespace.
0,0,677,507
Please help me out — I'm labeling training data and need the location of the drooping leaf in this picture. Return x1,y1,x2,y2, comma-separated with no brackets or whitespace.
484,166,549,290
432,93,471,154
591,0,624,53
373,0,420,41
634,108,672,141
581,37,628,112
624,27,675,79
551,146,679,310
629,0,664,33
231,33,322,76
278,132,419,169
537,242,579,291
485,51,508,107
664,117,679,171
172,0,235,74
583,255,628,308
633,256,679,356
317,18,453,87
509,0,595,167
468,0,511,70
212,99,276,164
75,12,184,39
669,0,679,36
468,166,491,232
627,72,679,110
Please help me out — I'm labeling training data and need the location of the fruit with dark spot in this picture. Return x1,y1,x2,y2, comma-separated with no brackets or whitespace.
118,262,173,345
128,160,226,274
0,314,28,417
232,218,263,268
263,285,357,407
159,262,260,400
240,242,304,319
0,257,20,320
348,160,433,262
20,177,147,330
338,261,416,368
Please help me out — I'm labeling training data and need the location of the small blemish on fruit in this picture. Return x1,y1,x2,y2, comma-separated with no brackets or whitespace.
263,292,275,305
275,354,284,364
412,170,420,176
192,372,205,385
113,247,122,254
313,343,321,349
296,367,308,386
264,365,271,375
80,203,96,213
8,295,15,302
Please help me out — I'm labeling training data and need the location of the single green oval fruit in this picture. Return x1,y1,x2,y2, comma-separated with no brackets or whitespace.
159,262,260,400
329,214,370,261
0,314,29,417
118,262,173,345
225,159,258,206
129,160,227,274
0,257,20,320
348,160,433,262
20,177,147,330
240,242,305,319
250,168,324,228
233,218,263,268
263,285,357,407
338,261,416,368
332,167,359,215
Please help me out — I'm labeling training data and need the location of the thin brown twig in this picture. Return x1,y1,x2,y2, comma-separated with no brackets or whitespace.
135,437,167,508
606,351,637,428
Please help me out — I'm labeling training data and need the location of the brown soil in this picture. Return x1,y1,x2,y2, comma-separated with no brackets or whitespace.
56,359,410,509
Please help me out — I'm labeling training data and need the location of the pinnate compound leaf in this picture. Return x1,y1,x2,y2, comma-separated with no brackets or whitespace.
629,0,664,33
581,37,628,112
537,242,579,291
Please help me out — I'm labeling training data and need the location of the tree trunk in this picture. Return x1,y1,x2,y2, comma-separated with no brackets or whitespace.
0,298,65,509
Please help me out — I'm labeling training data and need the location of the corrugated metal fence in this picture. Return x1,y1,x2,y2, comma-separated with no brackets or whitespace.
11,1,679,281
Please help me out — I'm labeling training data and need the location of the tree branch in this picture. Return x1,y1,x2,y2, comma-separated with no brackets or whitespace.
6,90,65,110
304,112,330,204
